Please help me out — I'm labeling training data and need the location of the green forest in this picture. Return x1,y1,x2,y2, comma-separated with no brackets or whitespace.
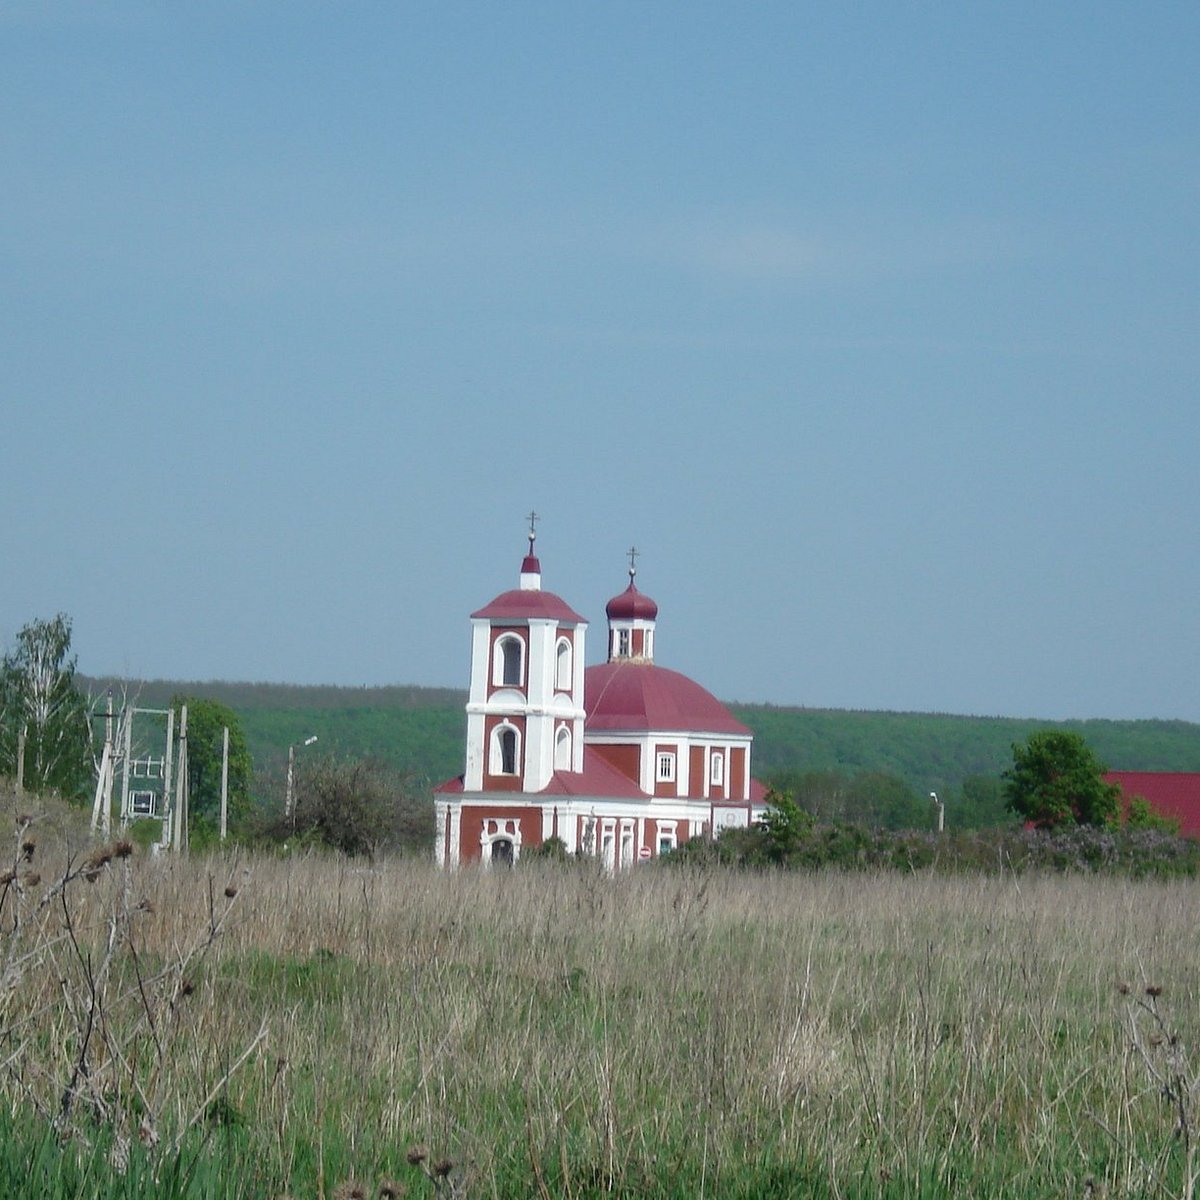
82,676,1200,831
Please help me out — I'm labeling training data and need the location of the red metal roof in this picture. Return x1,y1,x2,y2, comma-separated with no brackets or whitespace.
1108,772,1200,840
541,755,646,798
606,581,658,621
1106,772,1200,839
471,588,586,623
432,755,644,799
585,661,750,735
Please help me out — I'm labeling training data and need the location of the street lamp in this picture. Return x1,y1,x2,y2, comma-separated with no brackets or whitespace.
285,735,318,820
930,791,944,834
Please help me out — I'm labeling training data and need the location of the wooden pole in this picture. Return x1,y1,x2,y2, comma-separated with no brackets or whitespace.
285,743,296,822
161,707,175,848
220,725,229,842
172,705,188,853
118,704,133,831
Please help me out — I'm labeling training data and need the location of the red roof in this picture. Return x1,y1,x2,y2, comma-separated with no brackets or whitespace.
606,581,658,621
471,588,586,623
432,755,644,799
585,661,750,735
1106,772,1200,839
541,755,646,798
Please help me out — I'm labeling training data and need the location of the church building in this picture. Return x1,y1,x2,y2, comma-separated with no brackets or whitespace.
434,524,767,867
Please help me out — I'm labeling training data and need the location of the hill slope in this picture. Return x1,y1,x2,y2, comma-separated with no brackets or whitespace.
82,678,1200,804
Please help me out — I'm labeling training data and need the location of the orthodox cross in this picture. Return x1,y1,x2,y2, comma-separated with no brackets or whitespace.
526,510,539,551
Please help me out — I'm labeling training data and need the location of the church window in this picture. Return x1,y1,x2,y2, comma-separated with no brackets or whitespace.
490,724,520,776
657,821,677,855
493,634,524,687
555,726,571,770
657,752,676,783
618,629,630,657
711,752,724,786
620,823,634,869
555,638,572,690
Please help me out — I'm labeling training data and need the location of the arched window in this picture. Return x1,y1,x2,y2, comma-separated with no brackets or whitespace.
711,752,725,786
490,723,520,776
492,635,524,688
555,638,572,690
500,728,517,774
555,726,571,770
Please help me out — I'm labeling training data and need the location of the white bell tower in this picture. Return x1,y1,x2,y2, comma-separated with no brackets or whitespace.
463,514,588,793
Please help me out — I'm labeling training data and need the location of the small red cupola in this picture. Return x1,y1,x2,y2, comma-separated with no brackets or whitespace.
606,547,657,663
519,514,541,590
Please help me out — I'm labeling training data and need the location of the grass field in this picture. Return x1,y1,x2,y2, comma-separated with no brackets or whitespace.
4,797,1200,1197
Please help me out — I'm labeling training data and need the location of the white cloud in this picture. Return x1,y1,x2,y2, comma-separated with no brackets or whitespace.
673,214,1020,285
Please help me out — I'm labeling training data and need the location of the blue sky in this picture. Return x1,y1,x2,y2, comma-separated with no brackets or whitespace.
2,3,1196,721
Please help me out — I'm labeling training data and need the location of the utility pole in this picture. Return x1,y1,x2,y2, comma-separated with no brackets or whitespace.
220,725,229,842
285,744,295,823
284,735,317,824
119,704,133,828
160,706,175,849
91,694,114,835
172,705,188,853
930,791,944,834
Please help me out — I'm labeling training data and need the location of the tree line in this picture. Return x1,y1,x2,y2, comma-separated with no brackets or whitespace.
5,614,1196,860
3,617,430,857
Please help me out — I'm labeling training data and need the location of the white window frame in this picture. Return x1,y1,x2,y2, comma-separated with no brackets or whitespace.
657,820,677,856
710,751,724,787
554,725,571,770
489,722,521,776
600,820,616,873
492,634,525,688
130,790,157,817
555,637,573,690
656,751,676,783
619,821,635,870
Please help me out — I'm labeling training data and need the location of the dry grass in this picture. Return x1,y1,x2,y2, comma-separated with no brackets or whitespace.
1,795,1198,1196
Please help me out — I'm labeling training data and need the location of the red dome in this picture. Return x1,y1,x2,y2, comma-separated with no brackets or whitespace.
472,589,585,623
585,661,748,735
605,581,658,621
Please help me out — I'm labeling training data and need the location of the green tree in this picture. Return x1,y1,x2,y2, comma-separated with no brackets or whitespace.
0,615,91,799
271,756,430,859
1125,794,1180,834
1003,730,1120,829
171,695,253,829
956,774,1007,828
759,790,813,863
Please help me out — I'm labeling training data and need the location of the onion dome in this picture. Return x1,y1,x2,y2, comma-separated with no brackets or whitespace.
606,581,658,621
606,546,657,662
